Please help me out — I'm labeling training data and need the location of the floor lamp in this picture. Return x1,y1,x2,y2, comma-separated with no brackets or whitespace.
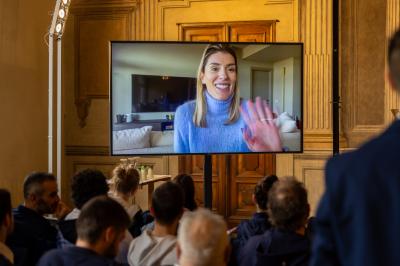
48,0,71,193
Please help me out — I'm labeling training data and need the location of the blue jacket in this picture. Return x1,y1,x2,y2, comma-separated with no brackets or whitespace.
37,246,119,266
311,120,400,266
239,228,310,266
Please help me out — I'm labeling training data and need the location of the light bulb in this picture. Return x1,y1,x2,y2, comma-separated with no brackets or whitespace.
58,9,65,19
55,23,62,33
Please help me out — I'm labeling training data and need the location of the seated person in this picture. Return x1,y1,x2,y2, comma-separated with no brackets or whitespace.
141,173,198,232
128,181,184,266
172,174,197,211
58,168,132,264
177,208,230,266
109,163,144,237
59,169,109,244
0,189,14,266
6,172,70,266
239,177,310,266
230,175,278,264
37,196,130,266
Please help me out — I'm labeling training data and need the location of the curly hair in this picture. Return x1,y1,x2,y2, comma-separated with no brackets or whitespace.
267,177,309,232
71,169,109,209
173,174,197,211
254,174,278,210
111,163,140,195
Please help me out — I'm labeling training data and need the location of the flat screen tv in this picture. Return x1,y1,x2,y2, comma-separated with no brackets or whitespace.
110,41,303,155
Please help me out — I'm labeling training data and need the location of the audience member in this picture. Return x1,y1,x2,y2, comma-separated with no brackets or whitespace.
230,174,278,265
128,181,184,266
37,196,130,266
172,174,198,211
311,28,400,266
59,168,132,264
0,189,14,266
177,208,230,266
239,177,310,266
109,163,143,237
59,169,109,244
141,173,197,233
6,172,70,266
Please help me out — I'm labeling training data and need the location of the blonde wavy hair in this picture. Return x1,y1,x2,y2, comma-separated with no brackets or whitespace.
110,163,140,195
193,44,240,127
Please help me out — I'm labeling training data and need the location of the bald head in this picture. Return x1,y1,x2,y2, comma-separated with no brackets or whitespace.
177,208,229,266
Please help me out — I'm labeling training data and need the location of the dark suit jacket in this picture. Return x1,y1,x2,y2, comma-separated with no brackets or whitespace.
311,120,400,266
6,205,58,266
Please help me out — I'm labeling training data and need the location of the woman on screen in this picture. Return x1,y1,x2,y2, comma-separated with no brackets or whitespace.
173,44,282,153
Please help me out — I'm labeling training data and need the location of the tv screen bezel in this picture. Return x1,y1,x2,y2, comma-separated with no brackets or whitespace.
109,40,304,156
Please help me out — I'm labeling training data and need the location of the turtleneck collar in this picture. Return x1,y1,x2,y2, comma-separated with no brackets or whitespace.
205,90,234,114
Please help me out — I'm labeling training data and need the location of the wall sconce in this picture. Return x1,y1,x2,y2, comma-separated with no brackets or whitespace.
48,0,71,192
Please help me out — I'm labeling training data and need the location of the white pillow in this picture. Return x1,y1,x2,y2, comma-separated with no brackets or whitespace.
280,119,298,133
113,126,152,151
276,112,298,133
278,112,294,121
150,131,174,147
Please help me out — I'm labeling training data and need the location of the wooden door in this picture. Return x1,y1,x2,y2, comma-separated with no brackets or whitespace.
178,20,277,224
178,23,225,42
228,21,277,42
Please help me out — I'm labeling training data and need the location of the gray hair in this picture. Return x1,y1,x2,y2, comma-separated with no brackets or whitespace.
178,208,228,266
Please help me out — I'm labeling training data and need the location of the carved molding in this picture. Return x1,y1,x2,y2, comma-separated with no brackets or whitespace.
71,0,138,13
293,156,326,214
74,98,91,128
265,0,293,5
385,0,400,124
156,0,233,40
65,145,109,156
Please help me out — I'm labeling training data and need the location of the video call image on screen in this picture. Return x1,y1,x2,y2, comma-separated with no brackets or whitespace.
111,42,303,155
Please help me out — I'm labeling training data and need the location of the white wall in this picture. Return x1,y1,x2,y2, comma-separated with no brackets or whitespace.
272,57,301,118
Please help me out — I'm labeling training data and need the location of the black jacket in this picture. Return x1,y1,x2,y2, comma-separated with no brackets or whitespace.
6,205,58,266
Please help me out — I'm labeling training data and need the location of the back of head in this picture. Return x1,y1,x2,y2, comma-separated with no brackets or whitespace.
389,29,400,89
267,177,309,232
152,181,183,225
111,163,140,195
23,172,56,199
76,196,130,245
173,174,197,211
254,175,278,210
178,208,228,266
71,169,109,209
0,189,11,225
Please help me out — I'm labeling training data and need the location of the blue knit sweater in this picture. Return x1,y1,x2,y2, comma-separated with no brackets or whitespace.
174,92,249,153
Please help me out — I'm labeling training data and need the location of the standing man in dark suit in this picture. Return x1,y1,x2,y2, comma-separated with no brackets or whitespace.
311,29,400,266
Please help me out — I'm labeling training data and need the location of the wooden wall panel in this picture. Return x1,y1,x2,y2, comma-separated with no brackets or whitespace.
293,152,330,215
385,0,400,124
70,0,136,127
341,0,387,147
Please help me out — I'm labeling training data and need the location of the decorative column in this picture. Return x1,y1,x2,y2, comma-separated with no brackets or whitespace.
301,0,333,150
385,0,400,124
134,0,158,40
